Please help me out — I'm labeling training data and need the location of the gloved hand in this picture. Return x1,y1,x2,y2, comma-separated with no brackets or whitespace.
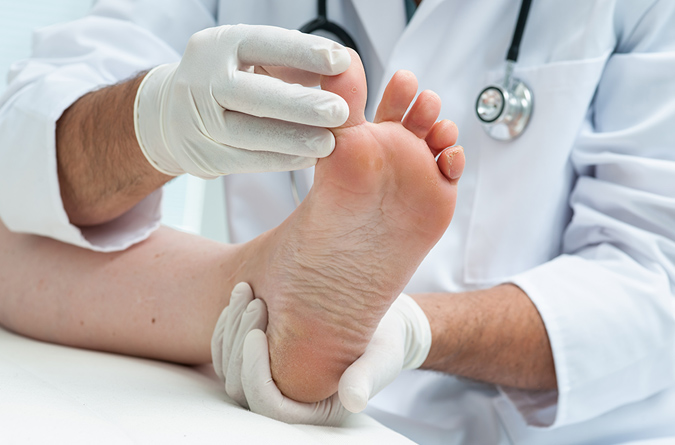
135,25,350,179
211,283,432,425
211,282,349,426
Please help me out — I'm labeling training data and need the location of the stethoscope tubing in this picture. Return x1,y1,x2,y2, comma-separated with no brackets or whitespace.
298,0,359,54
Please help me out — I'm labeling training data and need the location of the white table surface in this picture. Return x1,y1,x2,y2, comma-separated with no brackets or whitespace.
0,326,414,444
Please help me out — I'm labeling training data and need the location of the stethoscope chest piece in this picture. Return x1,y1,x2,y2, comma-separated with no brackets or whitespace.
476,78,532,141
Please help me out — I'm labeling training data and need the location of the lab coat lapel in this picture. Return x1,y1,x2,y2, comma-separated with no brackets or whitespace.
350,0,407,66
402,0,449,36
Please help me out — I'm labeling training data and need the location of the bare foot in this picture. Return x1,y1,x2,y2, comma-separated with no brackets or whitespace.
240,50,464,402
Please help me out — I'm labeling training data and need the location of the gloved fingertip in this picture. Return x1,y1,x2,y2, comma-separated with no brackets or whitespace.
338,385,368,414
244,328,268,350
316,132,336,158
315,95,349,130
334,98,350,127
242,299,268,331
245,298,266,314
232,282,253,296
330,46,351,74
228,283,252,309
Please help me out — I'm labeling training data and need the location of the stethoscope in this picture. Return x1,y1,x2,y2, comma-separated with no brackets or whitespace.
291,0,534,206
475,0,533,141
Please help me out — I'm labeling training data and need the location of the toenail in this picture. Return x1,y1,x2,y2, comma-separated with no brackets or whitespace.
445,148,463,180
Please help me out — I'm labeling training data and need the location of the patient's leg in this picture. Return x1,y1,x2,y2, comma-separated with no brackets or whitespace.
0,221,241,364
240,50,465,402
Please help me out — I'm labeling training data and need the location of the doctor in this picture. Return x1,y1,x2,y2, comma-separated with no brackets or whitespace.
1,1,675,444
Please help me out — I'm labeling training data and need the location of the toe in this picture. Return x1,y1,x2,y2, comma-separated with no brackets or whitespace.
426,120,459,157
402,90,442,139
437,146,465,184
374,70,418,123
320,48,367,128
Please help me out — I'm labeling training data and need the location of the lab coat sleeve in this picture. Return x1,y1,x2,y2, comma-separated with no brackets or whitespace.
501,0,675,428
0,0,217,251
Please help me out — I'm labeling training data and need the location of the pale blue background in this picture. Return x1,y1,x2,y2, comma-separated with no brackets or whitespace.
0,0,94,96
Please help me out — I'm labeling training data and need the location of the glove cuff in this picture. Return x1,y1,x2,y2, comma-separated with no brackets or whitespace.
391,293,432,370
134,63,184,176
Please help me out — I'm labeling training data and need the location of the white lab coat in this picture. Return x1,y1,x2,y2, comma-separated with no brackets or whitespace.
1,0,675,443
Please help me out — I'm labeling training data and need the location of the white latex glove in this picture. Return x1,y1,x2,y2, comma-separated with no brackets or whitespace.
211,283,432,425
135,24,350,179
211,282,267,409
212,282,349,426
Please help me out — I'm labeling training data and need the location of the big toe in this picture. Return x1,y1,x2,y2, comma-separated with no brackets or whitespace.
320,48,367,128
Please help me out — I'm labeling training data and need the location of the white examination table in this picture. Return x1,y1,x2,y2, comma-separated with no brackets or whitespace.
0,326,414,444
